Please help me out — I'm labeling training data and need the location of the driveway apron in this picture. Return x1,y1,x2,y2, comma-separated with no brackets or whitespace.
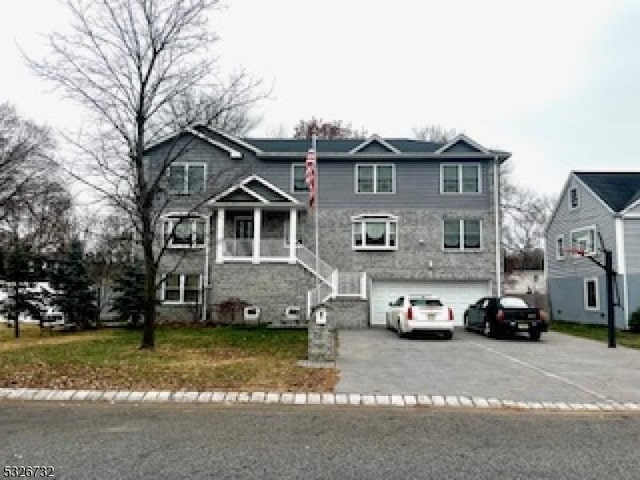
336,329,640,403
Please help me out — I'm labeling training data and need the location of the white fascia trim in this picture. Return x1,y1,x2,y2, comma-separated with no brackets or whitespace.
209,183,258,203
240,185,268,203
435,134,491,155
185,127,243,159
241,174,301,204
349,134,401,154
160,211,207,219
202,125,263,154
620,197,640,215
545,174,574,234
351,213,399,222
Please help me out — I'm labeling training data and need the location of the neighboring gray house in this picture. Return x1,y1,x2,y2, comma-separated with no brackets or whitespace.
545,172,640,328
145,126,510,327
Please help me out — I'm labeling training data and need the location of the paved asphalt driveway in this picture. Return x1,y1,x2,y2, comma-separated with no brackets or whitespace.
336,328,640,403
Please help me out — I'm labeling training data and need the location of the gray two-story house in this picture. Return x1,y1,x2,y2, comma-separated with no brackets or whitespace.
545,171,640,328
145,126,509,327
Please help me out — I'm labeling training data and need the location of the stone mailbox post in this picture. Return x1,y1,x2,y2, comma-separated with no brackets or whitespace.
308,303,336,363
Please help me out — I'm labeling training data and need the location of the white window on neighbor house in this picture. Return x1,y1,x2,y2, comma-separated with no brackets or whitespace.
443,219,482,251
570,226,596,255
167,163,206,194
162,273,202,304
440,164,481,193
569,187,580,210
352,215,398,250
355,164,395,193
556,235,565,260
584,277,599,310
291,164,309,192
163,216,206,248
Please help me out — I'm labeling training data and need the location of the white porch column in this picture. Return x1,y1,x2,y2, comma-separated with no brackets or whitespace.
216,208,225,264
253,207,261,264
289,208,297,264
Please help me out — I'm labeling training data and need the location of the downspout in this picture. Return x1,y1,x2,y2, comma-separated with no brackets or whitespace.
494,156,502,296
203,214,210,323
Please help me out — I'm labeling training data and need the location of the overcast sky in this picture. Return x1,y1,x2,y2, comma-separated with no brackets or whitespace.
1,0,639,198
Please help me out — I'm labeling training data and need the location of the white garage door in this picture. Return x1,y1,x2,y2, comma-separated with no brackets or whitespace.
371,280,491,327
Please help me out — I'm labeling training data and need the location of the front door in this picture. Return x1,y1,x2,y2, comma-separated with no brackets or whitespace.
234,217,253,256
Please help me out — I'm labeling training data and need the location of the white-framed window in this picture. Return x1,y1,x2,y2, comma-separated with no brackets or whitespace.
443,219,482,251
355,164,395,194
163,216,206,248
352,214,398,250
584,277,599,310
556,235,565,260
162,273,202,304
291,164,309,192
570,226,596,255
167,162,206,194
440,164,481,193
569,187,580,210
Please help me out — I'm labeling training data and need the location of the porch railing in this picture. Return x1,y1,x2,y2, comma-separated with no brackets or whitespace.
296,245,334,285
219,238,290,259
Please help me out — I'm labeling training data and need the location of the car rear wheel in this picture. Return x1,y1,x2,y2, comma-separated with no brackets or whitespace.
464,315,470,331
483,320,495,338
529,330,541,341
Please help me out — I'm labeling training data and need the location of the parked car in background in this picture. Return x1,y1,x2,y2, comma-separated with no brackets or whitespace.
386,294,455,339
464,296,548,341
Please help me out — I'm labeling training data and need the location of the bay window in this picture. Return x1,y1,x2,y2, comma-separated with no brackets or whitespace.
163,216,207,248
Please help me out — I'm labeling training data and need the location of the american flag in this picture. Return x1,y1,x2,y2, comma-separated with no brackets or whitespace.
305,148,316,208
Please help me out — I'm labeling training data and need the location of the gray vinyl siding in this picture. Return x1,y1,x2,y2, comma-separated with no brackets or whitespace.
146,133,495,211
548,276,626,328
287,160,493,210
624,218,640,274
545,175,617,279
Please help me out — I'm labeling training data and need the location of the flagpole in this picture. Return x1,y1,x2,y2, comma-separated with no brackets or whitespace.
313,133,319,303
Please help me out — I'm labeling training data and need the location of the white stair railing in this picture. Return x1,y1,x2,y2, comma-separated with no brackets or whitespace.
295,245,334,286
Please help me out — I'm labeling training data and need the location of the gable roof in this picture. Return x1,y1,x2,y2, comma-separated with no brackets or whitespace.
348,135,401,154
435,134,491,155
144,124,510,159
574,172,640,213
210,174,301,206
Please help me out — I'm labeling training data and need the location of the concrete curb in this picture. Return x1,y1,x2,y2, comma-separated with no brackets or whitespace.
1,387,639,412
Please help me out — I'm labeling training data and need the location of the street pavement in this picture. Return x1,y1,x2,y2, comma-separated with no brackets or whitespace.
1,403,639,480
336,328,640,403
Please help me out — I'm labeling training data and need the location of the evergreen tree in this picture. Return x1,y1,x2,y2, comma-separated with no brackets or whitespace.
0,243,45,338
110,261,145,327
50,239,97,329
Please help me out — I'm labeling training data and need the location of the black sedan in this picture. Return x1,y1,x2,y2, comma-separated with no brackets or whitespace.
464,296,548,341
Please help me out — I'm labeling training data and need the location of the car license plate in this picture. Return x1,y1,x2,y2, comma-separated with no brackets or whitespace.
518,323,529,330
428,314,435,321
528,313,537,319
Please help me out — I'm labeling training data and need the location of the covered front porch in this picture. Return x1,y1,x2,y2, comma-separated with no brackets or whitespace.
210,174,306,264
215,207,303,264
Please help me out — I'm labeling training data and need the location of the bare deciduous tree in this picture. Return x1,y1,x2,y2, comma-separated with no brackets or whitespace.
412,125,459,143
28,0,265,348
293,118,368,139
500,163,555,255
0,103,73,253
